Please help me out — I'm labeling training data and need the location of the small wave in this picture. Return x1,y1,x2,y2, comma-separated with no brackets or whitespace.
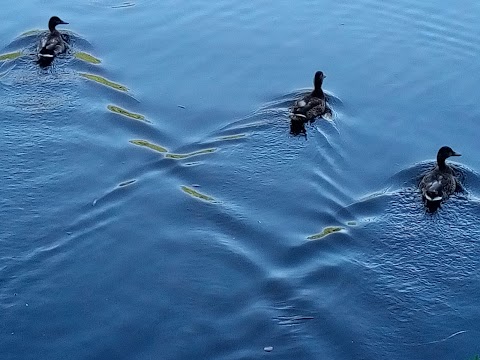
88,0,137,8
337,160,480,227
387,161,480,198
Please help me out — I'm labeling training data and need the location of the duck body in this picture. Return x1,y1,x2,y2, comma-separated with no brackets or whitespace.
290,71,328,122
37,16,69,66
419,146,461,208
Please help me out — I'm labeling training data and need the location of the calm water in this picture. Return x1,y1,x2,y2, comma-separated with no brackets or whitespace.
1,1,480,359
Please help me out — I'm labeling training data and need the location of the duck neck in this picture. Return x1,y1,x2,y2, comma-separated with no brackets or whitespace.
312,87,324,98
312,77,324,97
437,155,447,171
48,22,57,33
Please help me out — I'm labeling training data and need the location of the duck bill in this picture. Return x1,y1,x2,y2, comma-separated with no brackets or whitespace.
60,20,69,25
452,152,461,156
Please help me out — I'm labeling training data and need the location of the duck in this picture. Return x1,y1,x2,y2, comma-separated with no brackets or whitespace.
290,71,328,122
419,146,461,207
37,16,69,66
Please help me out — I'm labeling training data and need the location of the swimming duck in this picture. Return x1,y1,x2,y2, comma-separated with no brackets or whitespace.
419,146,461,207
290,71,328,122
37,16,69,66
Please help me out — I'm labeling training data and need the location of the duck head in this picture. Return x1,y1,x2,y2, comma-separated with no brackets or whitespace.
437,146,461,169
313,71,326,91
48,16,68,32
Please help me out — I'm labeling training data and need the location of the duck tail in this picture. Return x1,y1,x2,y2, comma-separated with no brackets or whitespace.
424,181,443,202
38,47,54,58
289,113,307,121
37,46,56,67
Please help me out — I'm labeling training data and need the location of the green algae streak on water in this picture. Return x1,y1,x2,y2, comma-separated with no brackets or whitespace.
129,140,168,153
0,51,22,61
181,186,215,202
216,134,246,141
165,148,216,160
80,73,128,92
75,52,101,64
307,226,344,240
107,105,148,122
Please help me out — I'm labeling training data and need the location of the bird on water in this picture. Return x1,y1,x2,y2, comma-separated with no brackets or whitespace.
419,146,461,210
290,71,329,123
37,16,69,66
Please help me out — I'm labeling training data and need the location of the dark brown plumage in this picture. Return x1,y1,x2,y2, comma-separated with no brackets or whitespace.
290,71,327,122
419,146,461,208
38,16,69,66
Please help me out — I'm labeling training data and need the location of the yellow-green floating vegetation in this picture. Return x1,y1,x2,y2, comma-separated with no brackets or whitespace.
129,139,167,153
75,52,101,64
216,133,246,141
79,73,128,92
347,221,357,226
181,186,215,202
307,226,344,240
0,51,22,61
107,105,147,122
166,148,216,160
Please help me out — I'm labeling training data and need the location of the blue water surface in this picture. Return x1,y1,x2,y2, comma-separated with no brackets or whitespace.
1,0,480,359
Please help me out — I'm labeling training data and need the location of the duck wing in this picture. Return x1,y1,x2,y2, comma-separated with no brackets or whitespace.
419,171,457,202
297,97,325,113
293,94,312,110
422,178,444,202
291,96,326,121
39,32,67,57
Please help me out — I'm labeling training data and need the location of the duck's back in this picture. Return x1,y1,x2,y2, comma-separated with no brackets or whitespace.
39,30,67,56
419,166,457,201
292,91,326,119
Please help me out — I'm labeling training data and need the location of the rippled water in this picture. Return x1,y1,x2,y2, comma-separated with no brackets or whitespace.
1,1,480,359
